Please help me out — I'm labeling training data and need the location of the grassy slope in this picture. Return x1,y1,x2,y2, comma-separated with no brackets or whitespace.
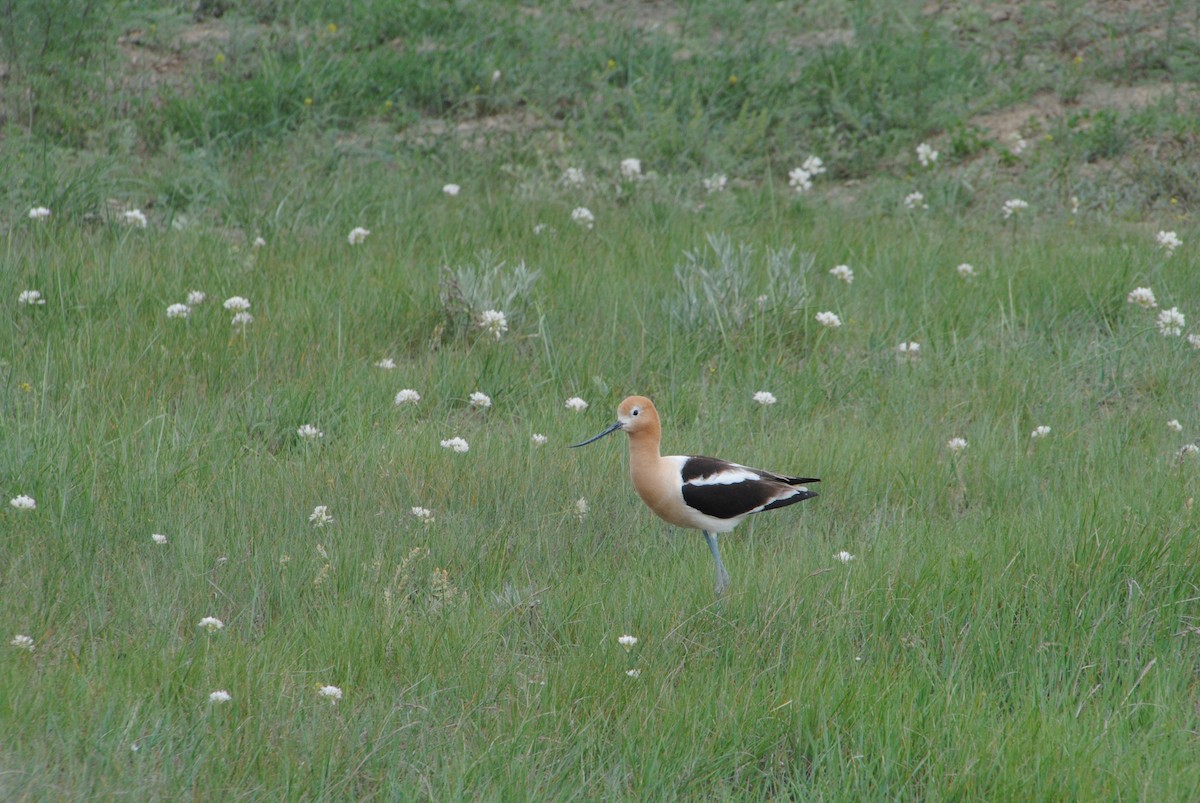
3,1,1200,799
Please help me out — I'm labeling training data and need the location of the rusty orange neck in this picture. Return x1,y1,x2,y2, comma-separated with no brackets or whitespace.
628,420,662,464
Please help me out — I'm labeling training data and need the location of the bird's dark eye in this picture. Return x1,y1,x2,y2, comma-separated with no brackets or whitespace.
632,408,640,416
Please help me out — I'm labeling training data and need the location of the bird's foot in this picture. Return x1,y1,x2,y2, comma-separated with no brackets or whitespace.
714,567,731,596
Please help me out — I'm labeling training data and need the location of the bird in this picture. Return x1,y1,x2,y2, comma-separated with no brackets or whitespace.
570,395,818,594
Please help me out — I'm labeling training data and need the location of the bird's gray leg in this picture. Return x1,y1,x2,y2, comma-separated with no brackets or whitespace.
703,530,731,595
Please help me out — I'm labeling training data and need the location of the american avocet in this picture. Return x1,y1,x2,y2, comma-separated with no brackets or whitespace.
570,396,819,594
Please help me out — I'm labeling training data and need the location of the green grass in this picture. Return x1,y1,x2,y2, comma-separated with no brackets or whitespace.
3,1,1200,799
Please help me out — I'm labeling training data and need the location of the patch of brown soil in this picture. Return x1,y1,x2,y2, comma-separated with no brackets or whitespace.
175,21,231,47
324,109,561,153
117,32,188,90
971,83,1187,141
370,111,560,152
780,29,855,51
117,21,246,93
574,0,681,35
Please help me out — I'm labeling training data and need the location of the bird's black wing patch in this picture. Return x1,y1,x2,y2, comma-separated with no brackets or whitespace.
682,480,783,520
681,455,820,487
679,455,740,483
761,487,819,512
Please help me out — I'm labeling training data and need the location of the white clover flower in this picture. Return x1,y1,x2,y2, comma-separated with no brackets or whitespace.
1156,230,1182,255
166,303,191,319
834,551,855,563
620,158,642,180
18,290,46,306
561,167,586,187
28,207,51,220
478,309,508,340
10,634,35,651
1010,134,1028,155
1002,199,1029,219
916,142,939,167
564,396,588,412
231,311,254,329
152,533,168,545
223,296,251,312
753,391,777,405
411,506,434,523
532,223,548,235
468,392,492,409
123,209,148,228
347,227,370,245
297,424,323,440
956,263,977,278
815,311,842,328
1126,287,1157,309
946,437,968,454
491,70,501,83
1157,307,1185,337
252,236,266,248
618,634,638,651
802,155,826,177
394,389,420,405
10,495,36,510
625,669,641,678
1031,425,1051,439
309,505,334,527
575,498,589,518
375,358,396,370
703,174,728,193
318,684,343,703
440,437,470,453
1168,419,1184,433
187,290,206,306
443,183,461,196
829,264,854,284
1178,444,1200,460
904,191,928,210
896,342,921,356
209,690,232,703
788,167,813,193
532,433,548,446
198,616,224,633
1188,334,1200,350
571,207,595,229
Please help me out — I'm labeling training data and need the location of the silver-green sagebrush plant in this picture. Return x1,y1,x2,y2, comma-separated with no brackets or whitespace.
438,249,540,341
671,233,813,339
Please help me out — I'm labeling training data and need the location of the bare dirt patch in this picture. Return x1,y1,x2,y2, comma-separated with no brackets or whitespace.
971,83,1189,141
781,29,855,50
395,111,561,152
575,0,681,35
175,20,232,47
117,20,248,93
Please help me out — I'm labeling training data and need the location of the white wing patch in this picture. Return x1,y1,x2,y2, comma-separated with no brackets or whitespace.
686,467,760,487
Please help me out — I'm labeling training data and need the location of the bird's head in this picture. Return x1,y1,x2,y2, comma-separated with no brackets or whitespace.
569,395,659,447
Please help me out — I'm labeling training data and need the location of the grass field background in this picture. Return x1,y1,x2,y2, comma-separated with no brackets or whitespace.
3,1,1200,798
